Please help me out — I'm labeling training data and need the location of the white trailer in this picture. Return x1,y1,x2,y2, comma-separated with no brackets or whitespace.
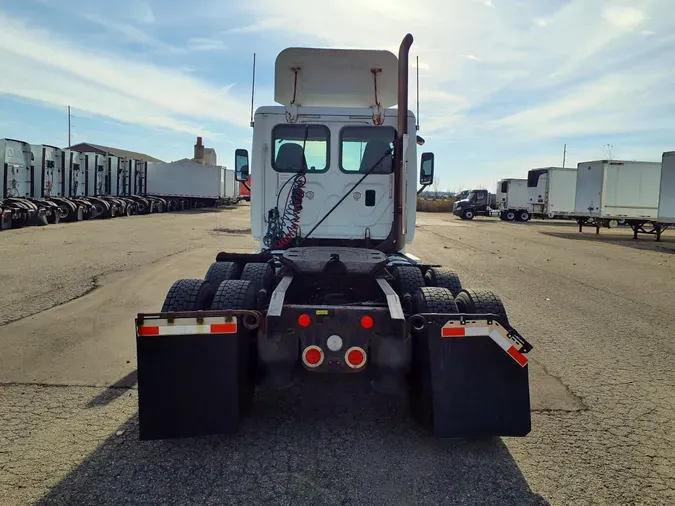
496,178,531,221
573,159,666,240
527,167,577,219
146,162,225,210
223,168,239,201
657,152,675,230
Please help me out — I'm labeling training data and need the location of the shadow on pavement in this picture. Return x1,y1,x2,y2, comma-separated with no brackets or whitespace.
37,374,549,506
87,370,138,408
540,230,675,254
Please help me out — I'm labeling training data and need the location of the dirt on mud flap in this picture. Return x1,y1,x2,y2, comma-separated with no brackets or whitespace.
134,309,263,440
409,313,533,438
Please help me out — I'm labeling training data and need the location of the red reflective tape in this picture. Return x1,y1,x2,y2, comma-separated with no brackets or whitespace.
210,323,237,334
442,326,465,337
507,346,528,367
138,326,159,336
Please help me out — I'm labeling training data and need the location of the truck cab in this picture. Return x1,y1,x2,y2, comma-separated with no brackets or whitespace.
233,46,433,252
452,189,497,220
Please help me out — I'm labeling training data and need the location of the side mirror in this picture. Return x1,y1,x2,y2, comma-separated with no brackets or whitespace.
420,152,434,186
235,148,249,182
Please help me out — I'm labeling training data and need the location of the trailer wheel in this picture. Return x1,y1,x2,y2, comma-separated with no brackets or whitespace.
240,262,275,299
454,289,509,325
392,266,426,299
516,211,530,222
409,287,458,428
205,261,241,288
424,267,463,297
160,279,215,312
462,209,474,220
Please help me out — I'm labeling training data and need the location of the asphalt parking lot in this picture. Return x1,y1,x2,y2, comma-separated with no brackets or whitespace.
1,205,673,505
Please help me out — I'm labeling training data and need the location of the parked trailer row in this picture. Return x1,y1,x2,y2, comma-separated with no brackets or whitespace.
453,153,673,241
1,138,241,231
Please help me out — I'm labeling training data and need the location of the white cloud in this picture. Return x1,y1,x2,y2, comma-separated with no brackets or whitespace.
463,54,482,61
187,37,228,52
534,18,548,27
602,6,645,31
0,12,250,138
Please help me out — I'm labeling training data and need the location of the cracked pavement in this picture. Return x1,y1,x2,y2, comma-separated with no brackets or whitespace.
1,206,674,505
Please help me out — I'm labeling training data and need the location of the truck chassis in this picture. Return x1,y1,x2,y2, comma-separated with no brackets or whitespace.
135,247,533,440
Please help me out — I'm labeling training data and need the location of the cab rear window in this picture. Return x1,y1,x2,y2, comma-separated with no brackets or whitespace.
271,124,330,173
339,126,396,174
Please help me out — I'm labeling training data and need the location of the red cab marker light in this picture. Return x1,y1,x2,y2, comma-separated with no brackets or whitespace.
298,314,311,327
302,346,324,368
360,315,374,329
345,346,367,369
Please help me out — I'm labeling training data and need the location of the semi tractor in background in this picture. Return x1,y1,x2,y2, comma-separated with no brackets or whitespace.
452,189,498,219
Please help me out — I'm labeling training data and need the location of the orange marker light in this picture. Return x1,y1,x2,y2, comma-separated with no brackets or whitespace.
298,314,311,327
360,315,374,329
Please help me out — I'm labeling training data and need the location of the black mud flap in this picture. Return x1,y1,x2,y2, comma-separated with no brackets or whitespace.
425,317,531,438
136,331,242,440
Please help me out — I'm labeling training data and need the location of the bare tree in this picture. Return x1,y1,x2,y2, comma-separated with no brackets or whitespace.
433,176,441,198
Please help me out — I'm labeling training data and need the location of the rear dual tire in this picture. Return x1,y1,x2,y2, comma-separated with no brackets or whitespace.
408,286,513,437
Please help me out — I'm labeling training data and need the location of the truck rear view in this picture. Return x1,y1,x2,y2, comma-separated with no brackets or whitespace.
133,34,534,441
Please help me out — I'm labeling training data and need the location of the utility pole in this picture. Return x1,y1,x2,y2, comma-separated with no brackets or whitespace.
68,106,71,147
562,143,566,168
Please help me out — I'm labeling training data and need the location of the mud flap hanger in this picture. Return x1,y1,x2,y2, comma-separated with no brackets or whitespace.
408,313,533,367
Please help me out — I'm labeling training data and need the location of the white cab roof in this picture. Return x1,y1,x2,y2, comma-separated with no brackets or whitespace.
274,47,399,108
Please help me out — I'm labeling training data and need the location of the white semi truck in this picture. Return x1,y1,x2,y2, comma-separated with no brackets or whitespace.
134,34,533,441
527,167,577,219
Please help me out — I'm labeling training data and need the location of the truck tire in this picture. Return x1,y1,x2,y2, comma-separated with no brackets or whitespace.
392,266,426,299
454,289,509,325
160,279,215,312
516,211,530,222
211,279,259,419
240,262,275,295
424,267,463,297
409,287,458,428
504,210,516,222
462,209,474,220
205,261,240,288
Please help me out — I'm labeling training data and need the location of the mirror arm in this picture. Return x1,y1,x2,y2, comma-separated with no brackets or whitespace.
417,183,431,195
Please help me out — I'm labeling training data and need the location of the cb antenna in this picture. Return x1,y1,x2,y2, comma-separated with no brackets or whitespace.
250,53,256,128
416,55,420,131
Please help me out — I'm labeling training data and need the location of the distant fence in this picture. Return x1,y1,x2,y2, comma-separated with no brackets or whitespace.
416,198,455,212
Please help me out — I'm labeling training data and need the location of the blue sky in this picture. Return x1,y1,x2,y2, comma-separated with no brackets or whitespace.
1,0,674,191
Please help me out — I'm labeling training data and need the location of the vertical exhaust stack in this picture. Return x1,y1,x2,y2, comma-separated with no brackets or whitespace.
395,33,414,250
194,136,205,164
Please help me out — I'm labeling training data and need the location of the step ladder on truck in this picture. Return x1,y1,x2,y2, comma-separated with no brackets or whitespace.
134,34,534,440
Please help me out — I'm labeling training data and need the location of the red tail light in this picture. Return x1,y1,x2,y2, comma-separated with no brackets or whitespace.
302,346,323,368
298,314,311,327
345,347,367,369
360,315,374,329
